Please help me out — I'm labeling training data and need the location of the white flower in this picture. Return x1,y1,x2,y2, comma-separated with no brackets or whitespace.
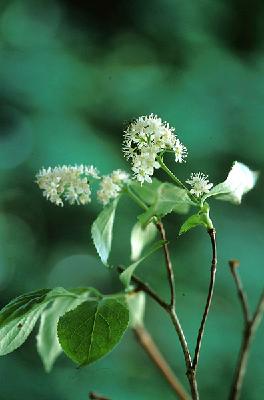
36,164,96,206
111,169,130,184
186,172,213,197
123,114,187,183
84,165,100,179
131,148,160,184
97,169,130,205
97,176,120,205
174,139,188,163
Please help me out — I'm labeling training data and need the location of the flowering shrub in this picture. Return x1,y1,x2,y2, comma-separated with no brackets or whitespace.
0,114,262,400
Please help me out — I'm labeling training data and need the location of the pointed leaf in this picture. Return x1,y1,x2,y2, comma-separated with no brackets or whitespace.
0,289,53,356
0,289,51,326
0,304,48,356
91,198,119,266
179,203,213,235
120,240,166,287
57,296,129,366
179,214,206,235
0,287,87,357
203,161,259,204
130,222,157,261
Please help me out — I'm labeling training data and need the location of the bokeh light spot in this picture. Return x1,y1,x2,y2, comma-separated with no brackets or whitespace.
0,105,33,169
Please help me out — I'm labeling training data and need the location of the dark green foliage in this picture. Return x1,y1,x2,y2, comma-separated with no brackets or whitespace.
57,296,129,366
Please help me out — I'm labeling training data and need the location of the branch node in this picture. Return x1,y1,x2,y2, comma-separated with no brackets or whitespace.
117,266,169,310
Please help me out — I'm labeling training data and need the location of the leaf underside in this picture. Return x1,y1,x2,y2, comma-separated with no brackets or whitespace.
37,295,85,372
91,198,119,266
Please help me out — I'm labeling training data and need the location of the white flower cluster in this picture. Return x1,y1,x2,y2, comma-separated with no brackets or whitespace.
97,169,130,205
123,114,187,183
186,173,213,197
36,165,100,206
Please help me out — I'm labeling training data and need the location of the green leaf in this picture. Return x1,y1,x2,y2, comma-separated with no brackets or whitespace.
37,294,88,372
0,287,87,357
138,182,192,226
91,198,119,266
57,296,129,366
0,289,52,356
179,203,213,235
0,304,48,356
202,161,259,204
0,289,50,326
179,214,206,235
130,221,157,261
120,240,166,287
155,183,193,214
130,178,162,205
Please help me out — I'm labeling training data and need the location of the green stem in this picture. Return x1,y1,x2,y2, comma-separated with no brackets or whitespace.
157,156,199,205
126,186,148,211
157,156,187,190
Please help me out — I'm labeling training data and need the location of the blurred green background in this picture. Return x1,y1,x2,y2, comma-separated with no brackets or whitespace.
0,0,263,399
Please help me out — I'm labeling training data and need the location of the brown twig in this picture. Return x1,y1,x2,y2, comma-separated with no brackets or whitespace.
117,266,194,391
252,290,264,331
169,309,199,400
117,266,169,310
118,221,200,399
117,266,191,399
192,228,217,372
156,221,199,399
134,325,191,400
156,221,175,308
229,260,251,323
228,260,264,400
89,392,110,400
117,270,198,399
